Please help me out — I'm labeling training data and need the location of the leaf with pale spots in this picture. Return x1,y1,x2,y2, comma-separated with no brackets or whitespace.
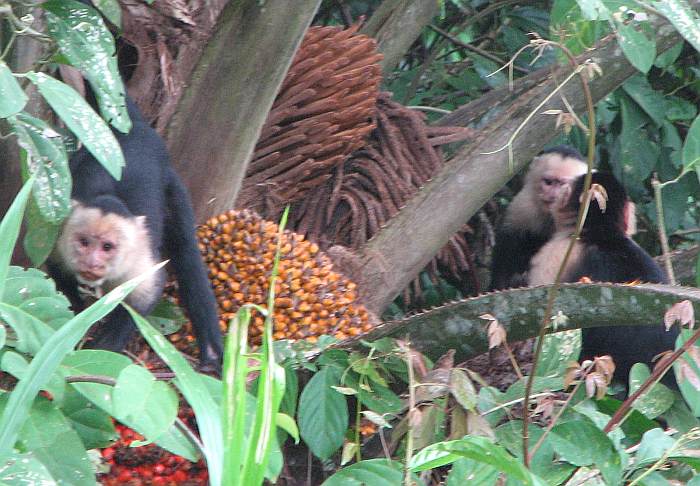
25,72,124,180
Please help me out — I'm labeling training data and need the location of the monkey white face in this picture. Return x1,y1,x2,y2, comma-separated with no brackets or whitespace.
536,156,587,210
57,204,148,286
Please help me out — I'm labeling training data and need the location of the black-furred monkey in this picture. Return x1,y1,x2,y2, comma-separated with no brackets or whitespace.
528,172,676,385
48,99,223,370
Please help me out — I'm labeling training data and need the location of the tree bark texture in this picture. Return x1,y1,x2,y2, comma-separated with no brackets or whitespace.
361,0,440,74
354,19,684,315
164,0,323,222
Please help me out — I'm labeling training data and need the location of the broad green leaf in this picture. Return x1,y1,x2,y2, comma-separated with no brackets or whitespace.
655,41,683,69
0,351,65,403
0,303,55,355
450,369,477,412
653,0,700,54
344,373,402,415
42,0,129,132
18,397,95,485
298,366,348,461
0,452,55,484
622,75,666,126
112,364,178,441
92,0,122,28
682,115,700,176
674,329,700,414
61,386,118,449
0,178,35,300
146,298,187,335
25,72,124,180
628,364,675,419
10,113,71,223
409,436,547,485
666,96,697,122
634,428,676,466
615,21,655,73
129,308,223,486
0,63,27,118
535,329,581,377
0,262,164,458
23,199,62,267
322,459,404,486
549,420,622,484
575,0,611,20
446,457,499,486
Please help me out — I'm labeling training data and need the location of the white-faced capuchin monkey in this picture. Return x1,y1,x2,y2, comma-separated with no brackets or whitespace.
528,172,677,386
47,99,223,371
489,146,588,290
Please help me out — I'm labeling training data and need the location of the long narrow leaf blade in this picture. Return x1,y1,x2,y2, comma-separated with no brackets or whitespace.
0,177,35,300
0,261,165,458
222,309,252,484
128,308,223,486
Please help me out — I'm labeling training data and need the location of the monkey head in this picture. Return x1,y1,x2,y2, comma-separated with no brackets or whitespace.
531,152,588,210
57,199,149,287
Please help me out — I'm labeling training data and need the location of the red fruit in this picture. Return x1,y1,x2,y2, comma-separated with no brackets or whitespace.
153,463,166,475
102,447,115,460
152,477,167,486
172,470,187,482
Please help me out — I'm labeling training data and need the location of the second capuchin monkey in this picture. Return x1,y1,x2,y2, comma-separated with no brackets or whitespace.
489,146,588,290
528,172,676,386
47,99,223,371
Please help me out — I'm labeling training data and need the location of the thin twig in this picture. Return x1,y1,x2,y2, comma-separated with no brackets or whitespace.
653,174,677,285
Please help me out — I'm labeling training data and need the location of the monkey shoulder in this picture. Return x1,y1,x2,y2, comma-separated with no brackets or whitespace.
570,237,666,284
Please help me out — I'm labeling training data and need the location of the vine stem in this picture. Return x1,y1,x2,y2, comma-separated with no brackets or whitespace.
403,339,416,485
522,42,597,468
652,174,677,285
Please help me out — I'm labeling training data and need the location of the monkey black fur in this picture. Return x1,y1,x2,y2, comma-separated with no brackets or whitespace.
47,99,223,370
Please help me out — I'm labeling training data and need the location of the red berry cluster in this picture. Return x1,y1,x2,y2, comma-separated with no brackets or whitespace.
100,423,208,485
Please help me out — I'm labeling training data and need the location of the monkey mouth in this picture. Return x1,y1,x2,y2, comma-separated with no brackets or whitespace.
78,272,105,285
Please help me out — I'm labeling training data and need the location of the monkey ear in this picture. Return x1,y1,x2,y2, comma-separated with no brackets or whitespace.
134,215,147,229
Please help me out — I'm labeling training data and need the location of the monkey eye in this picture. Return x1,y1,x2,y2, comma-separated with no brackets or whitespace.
102,242,114,252
543,177,556,186
78,237,89,248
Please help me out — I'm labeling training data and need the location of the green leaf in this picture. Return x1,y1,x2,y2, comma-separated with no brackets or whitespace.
276,412,300,443
450,369,477,412
682,115,700,176
322,459,404,486
41,0,129,132
146,299,187,335
23,198,62,267
622,75,666,126
18,397,95,485
129,308,223,486
615,20,655,73
549,420,622,484
0,63,27,118
674,329,700,414
0,178,35,301
61,386,118,449
92,0,122,28
575,0,611,20
655,41,683,69
0,452,56,484
0,262,164,458
446,457,499,486
10,113,71,223
652,0,700,54
0,303,56,355
298,366,348,461
409,436,547,485
535,329,581,377
113,364,178,440
25,72,124,180
628,364,675,418
634,428,676,466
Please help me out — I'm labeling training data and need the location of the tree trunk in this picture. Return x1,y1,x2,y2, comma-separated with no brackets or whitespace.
354,16,684,315
361,0,440,74
165,0,322,222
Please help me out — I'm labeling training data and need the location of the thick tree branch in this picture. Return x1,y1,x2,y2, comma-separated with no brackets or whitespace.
355,17,684,314
361,0,440,74
165,0,322,222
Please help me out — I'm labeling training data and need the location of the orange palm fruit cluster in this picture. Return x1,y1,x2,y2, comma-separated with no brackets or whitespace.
195,209,374,343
